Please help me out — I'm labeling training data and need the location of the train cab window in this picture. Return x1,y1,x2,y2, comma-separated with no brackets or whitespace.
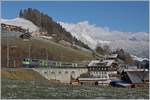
32,59,39,62
71,71,75,74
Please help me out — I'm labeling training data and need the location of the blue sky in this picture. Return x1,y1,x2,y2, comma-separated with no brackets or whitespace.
1,1,149,33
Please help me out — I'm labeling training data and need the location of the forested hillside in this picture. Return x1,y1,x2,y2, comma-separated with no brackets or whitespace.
19,8,91,50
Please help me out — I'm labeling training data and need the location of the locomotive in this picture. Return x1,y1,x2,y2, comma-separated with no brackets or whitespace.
22,58,78,68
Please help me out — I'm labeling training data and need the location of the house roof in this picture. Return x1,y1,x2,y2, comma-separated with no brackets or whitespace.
78,78,107,81
102,60,115,67
88,60,115,67
88,60,100,66
107,54,118,58
124,69,148,72
126,71,149,84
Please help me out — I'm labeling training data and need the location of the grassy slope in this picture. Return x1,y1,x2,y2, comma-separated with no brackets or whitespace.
2,35,94,67
1,68,47,81
1,78,149,99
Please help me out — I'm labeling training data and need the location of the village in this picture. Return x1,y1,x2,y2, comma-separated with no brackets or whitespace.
70,53,149,88
1,1,149,99
22,53,149,88
1,23,149,88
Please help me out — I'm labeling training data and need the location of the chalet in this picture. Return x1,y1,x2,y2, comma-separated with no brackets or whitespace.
121,69,149,88
78,77,111,86
87,59,118,71
73,72,111,86
77,59,119,85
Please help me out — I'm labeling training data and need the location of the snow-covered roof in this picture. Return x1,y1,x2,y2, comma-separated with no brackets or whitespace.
102,60,115,66
88,59,115,67
123,68,148,72
88,60,100,66
40,36,52,40
108,54,118,58
78,78,108,81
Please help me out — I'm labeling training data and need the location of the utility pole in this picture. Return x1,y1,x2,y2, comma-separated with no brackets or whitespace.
46,49,48,60
6,29,9,67
11,46,17,68
14,60,16,68
28,42,31,58
102,71,103,86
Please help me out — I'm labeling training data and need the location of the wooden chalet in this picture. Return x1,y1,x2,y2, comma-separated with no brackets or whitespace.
121,69,149,88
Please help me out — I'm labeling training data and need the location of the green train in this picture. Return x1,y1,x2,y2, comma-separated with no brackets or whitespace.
22,58,78,68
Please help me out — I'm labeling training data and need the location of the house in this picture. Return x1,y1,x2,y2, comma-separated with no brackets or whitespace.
105,54,118,60
88,60,119,80
78,77,111,86
88,59,118,71
121,69,149,88
74,72,111,86
71,77,111,85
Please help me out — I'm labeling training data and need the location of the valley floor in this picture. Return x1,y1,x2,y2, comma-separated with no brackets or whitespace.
1,78,149,99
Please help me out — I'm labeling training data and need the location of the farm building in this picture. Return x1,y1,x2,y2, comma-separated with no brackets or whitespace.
78,77,111,86
71,72,111,86
121,69,149,88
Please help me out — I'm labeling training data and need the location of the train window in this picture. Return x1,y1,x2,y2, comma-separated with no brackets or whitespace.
65,71,68,74
32,60,39,62
44,71,47,74
23,59,26,61
58,71,61,74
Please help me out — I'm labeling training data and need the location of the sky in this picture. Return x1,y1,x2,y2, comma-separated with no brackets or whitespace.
1,1,149,33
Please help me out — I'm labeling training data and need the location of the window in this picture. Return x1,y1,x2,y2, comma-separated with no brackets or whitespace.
44,71,47,74
71,71,75,74
65,71,68,74
51,72,55,74
58,71,61,74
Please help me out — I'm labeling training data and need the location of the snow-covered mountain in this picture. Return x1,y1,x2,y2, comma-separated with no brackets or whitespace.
1,18,39,32
59,21,149,58
1,18,149,58
131,55,149,62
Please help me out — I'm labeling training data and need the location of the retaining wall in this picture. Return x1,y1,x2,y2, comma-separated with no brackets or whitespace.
33,68,88,83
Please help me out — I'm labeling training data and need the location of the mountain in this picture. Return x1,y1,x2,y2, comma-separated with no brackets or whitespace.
59,21,149,58
131,55,149,62
131,55,149,69
1,8,148,58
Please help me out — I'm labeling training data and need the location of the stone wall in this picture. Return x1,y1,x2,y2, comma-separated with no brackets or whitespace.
33,68,88,83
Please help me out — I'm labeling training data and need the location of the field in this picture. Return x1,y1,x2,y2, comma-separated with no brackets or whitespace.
1,78,149,99
1,32,94,67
